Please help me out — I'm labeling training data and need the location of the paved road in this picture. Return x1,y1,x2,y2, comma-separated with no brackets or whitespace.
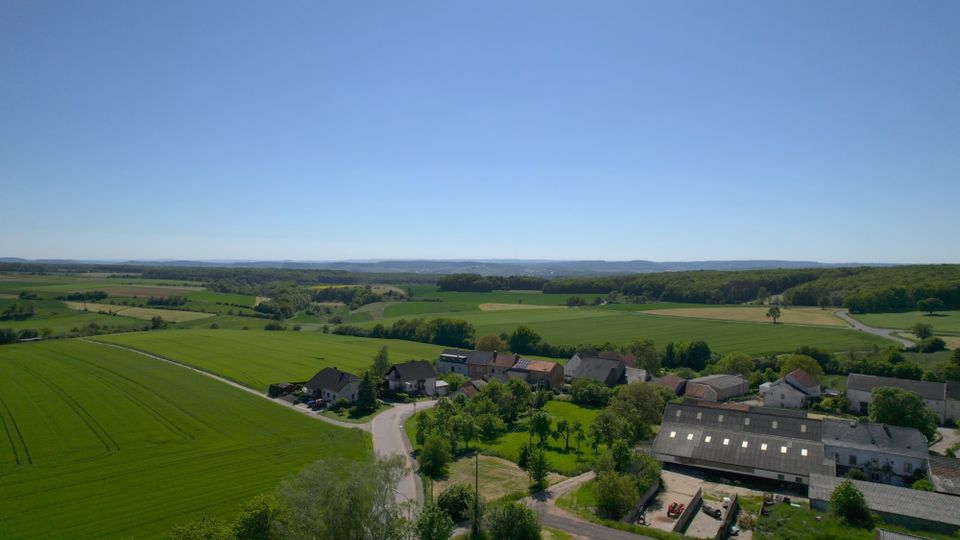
931,426,960,455
835,311,914,347
371,399,436,507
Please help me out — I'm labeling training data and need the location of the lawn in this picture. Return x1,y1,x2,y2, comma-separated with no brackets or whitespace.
323,402,392,424
753,502,958,540
852,311,960,335
93,329,446,391
431,455,564,502
361,307,892,355
0,339,369,539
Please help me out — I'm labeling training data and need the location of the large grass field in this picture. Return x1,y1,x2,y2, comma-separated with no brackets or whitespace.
383,288,574,318
64,302,215,322
94,329,446,391
852,310,960,335
645,305,845,327
363,307,891,355
0,299,145,333
0,339,369,539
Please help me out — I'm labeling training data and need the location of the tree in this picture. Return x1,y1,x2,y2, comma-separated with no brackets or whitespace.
608,382,665,440
527,446,550,491
757,287,770,304
169,515,232,540
416,503,455,540
454,414,479,451
476,333,507,352
233,492,287,540
912,478,934,491
766,305,782,324
628,338,662,376
589,409,630,448
916,337,946,353
779,354,825,382
529,410,553,447
829,479,872,528
416,412,433,445
420,436,453,478
573,423,587,457
370,346,391,379
868,387,938,440
713,352,754,377
943,349,960,382
570,378,611,406
911,323,934,340
483,501,541,540
917,297,945,315
509,326,542,355
437,483,476,522
278,455,412,540
150,315,166,329
355,371,377,413
595,471,636,519
555,419,571,451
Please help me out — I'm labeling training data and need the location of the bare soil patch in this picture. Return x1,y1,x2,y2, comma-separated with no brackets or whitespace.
647,306,844,327
479,303,567,312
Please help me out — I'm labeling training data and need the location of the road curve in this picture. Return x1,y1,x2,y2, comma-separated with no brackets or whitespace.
371,399,437,508
834,311,914,347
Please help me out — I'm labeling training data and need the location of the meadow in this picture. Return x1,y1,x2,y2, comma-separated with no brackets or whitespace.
382,287,573,318
0,299,145,333
94,329,446,391
0,339,369,539
852,310,960,335
644,305,845,327
364,307,891,355
64,302,215,322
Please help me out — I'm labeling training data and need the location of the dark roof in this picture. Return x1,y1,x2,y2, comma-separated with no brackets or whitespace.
689,374,749,390
946,380,960,400
305,367,360,393
387,360,436,381
664,402,822,441
571,356,624,385
847,374,945,401
820,419,928,459
598,350,637,366
785,369,819,390
457,379,488,398
439,349,494,366
654,403,832,478
809,474,960,527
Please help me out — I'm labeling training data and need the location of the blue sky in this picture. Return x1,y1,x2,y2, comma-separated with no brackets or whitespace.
1,1,958,263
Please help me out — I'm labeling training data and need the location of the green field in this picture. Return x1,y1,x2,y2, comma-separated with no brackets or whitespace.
383,288,574,318
0,299,145,333
852,310,960,335
363,307,892,355
94,329,446,391
0,339,369,539
408,400,601,476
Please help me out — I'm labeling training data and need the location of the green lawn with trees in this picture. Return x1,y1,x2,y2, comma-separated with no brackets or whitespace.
93,330,444,392
0,339,369,539
852,310,960,335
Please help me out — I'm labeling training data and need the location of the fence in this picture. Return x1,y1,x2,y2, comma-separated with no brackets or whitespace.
672,487,703,533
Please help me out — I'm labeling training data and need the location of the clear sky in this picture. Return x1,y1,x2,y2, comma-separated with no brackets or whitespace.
1,1,958,263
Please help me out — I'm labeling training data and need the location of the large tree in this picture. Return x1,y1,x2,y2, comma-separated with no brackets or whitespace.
483,501,541,540
779,353,825,382
713,351,755,377
415,503,454,540
766,305,782,324
370,346,391,379
608,382,664,440
917,297,945,315
911,323,934,339
868,387,938,440
476,333,508,352
829,479,872,528
419,436,453,478
627,337,662,376
595,471,636,519
355,371,377,413
509,326,542,355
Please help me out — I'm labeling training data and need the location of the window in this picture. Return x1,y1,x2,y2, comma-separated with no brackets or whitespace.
772,421,778,429
801,449,808,457
741,441,749,448
849,455,857,465
781,393,785,399
904,463,912,473
723,438,730,446
686,433,694,441
761,443,768,451
704,436,712,443
795,477,803,484
780,446,787,454
669,431,676,438
777,474,784,480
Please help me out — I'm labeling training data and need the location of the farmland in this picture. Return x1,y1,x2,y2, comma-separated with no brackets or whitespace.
93,329,446,391
643,305,846,327
64,302,215,322
363,306,892,355
0,298,145,333
852,310,960,335
0,339,369,539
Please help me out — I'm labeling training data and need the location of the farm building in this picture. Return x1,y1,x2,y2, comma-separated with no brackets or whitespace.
437,349,494,379
268,382,298,397
846,374,959,423
566,355,625,387
653,401,835,486
809,474,960,535
685,374,749,402
625,367,649,384
507,358,564,389
821,418,928,485
927,454,960,496
455,379,488,398
760,369,821,409
490,352,521,378
303,368,361,403
651,374,687,395
385,360,438,396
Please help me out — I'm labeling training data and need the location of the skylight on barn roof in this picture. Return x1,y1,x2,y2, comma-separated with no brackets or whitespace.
761,443,768,451
723,438,730,445
669,431,676,438
705,436,712,443
687,433,694,441
781,446,788,454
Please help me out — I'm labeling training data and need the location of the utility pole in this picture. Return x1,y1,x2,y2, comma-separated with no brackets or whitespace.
471,452,480,538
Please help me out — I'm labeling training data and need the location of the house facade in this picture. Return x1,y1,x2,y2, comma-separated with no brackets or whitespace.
760,369,821,409
508,358,564,389
846,374,955,423
821,419,928,485
385,360,438,396
303,367,361,403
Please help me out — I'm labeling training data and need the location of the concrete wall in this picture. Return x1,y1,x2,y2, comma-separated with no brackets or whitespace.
847,388,946,423
437,360,468,376
761,383,806,409
673,487,703,533
823,444,925,485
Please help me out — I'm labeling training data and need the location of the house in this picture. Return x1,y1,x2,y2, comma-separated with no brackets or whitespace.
304,368,361,403
385,360,438,396
821,418,929,485
625,367,649,384
810,474,960,535
760,369,821,409
507,358,564,389
491,352,521,378
686,374,750,402
456,379,488,398
651,374,687,395
436,349,495,379
652,401,835,485
846,374,957,423
568,356,625,387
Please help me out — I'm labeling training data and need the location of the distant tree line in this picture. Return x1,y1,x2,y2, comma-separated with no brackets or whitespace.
145,296,187,307
58,290,109,302
437,273,549,292
311,285,404,309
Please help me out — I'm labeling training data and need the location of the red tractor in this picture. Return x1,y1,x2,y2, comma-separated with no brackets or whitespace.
667,502,686,518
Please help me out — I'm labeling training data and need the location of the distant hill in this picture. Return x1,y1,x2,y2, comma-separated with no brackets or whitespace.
0,257,897,277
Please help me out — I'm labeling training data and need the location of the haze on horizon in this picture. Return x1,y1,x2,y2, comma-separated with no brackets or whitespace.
1,1,958,264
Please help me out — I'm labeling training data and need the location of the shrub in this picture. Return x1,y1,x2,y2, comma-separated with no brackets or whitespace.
829,479,872,528
264,322,286,331
595,472,636,519
912,478,934,491
437,483,476,522
916,337,946,353
483,500,540,540
844,468,866,480
420,436,452,478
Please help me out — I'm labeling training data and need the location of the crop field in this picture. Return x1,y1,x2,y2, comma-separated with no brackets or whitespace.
363,307,891,354
0,299,145,333
94,329,446,391
184,290,257,307
0,339,369,539
645,306,845,327
852,311,960,335
383,288,573,318
64,302,215,322
0,275,203,296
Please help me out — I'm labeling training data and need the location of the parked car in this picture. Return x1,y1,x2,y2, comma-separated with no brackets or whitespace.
702,503,722,519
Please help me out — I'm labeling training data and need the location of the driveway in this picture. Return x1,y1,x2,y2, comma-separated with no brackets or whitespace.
371,400,436,507
835,311,914,347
